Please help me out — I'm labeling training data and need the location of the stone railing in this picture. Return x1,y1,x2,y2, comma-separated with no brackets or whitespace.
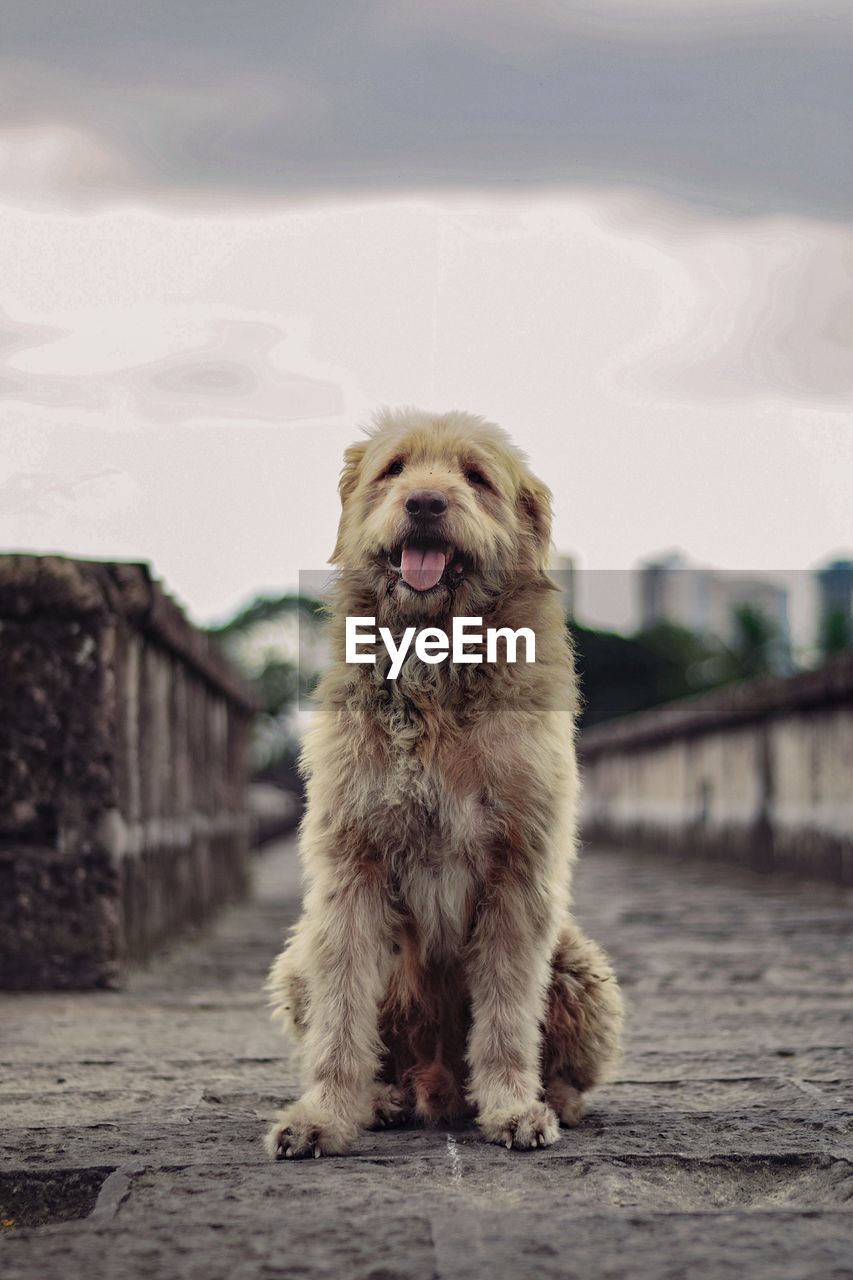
0,556,256,989
579,654,853,884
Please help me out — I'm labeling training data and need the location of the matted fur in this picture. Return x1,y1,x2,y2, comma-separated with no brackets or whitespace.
265,408,623,1158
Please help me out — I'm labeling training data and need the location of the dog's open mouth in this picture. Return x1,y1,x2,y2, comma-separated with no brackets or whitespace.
387,540,468,592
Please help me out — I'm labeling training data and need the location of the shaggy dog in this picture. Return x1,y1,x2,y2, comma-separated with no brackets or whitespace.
265,407,623,1158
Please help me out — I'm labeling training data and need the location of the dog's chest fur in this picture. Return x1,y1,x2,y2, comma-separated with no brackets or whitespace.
386,762,492,956
358,712,502,957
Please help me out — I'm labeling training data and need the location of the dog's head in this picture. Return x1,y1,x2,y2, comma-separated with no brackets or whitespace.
331,408,552,621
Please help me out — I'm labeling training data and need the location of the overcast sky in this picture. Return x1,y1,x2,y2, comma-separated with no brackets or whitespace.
0,0,850,641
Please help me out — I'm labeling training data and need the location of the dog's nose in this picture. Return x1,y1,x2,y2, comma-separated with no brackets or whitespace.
405,489,448,517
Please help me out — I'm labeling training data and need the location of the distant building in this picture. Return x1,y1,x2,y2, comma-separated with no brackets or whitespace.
710,574,790,649
639,553,790,652
816,559,853,636
640,552,709,633
549,553,576,620
814,560,850,624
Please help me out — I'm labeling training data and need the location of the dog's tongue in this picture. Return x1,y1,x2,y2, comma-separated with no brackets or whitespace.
401,545,446,591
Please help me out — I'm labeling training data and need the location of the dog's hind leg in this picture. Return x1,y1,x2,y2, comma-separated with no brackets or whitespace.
542,921,624,1126
265,928,310,1041
369,1082,412,1129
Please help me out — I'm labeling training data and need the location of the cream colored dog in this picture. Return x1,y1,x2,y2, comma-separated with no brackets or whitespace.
265,407,622,1158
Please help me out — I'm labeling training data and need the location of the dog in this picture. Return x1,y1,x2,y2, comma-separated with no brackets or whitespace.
265,407,623,1158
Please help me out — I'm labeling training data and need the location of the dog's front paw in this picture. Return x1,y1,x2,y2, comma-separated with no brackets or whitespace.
264,1097,360,1160
478,1101,560,1150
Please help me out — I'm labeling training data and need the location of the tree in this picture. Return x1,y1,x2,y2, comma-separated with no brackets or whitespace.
208,593,326,778
821,607,853,658
571,621,725,728
721,605,785,681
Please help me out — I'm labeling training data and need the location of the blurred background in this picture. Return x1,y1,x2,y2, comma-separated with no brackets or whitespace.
1,0,851,786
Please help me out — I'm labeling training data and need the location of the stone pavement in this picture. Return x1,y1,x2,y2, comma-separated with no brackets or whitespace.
1,837,852,1279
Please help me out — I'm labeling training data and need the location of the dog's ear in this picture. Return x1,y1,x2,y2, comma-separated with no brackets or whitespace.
517,473,553,566
331,440,368,564
338,440,368,505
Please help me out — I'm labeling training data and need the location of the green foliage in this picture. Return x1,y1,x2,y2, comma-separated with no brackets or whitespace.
573,605,793,728
821,607,853,657
722,604,781,681
207,592,326,772
572,621,725,728
208,592,323,641
252,659,319,717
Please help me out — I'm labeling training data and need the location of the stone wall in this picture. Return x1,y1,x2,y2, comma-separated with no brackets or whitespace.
579,654,853,884
0,556,256,989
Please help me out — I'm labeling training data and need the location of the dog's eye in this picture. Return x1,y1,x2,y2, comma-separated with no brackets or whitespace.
466,468,490,489
383,459,405,478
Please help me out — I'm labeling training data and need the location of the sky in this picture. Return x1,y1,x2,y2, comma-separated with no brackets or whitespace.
0,0,850,643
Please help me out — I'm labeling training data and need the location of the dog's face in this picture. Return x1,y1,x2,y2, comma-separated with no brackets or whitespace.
331,409,552,621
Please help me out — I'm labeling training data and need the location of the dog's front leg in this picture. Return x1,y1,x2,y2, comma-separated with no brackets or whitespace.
265,868,391,1160
466,870,559,1150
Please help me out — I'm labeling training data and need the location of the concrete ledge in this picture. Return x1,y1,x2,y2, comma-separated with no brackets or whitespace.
581,654,853,756
0,555,256,988
579,655,853,884
0,555,255,712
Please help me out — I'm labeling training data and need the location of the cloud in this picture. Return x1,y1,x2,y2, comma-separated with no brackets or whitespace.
0,195,848,442
128,319,345,423
376,0,846,51
0,305,349,424
0,123,131,206
598,205,853,400
0,1,849,218
0,466,134,520
0,308,103,408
